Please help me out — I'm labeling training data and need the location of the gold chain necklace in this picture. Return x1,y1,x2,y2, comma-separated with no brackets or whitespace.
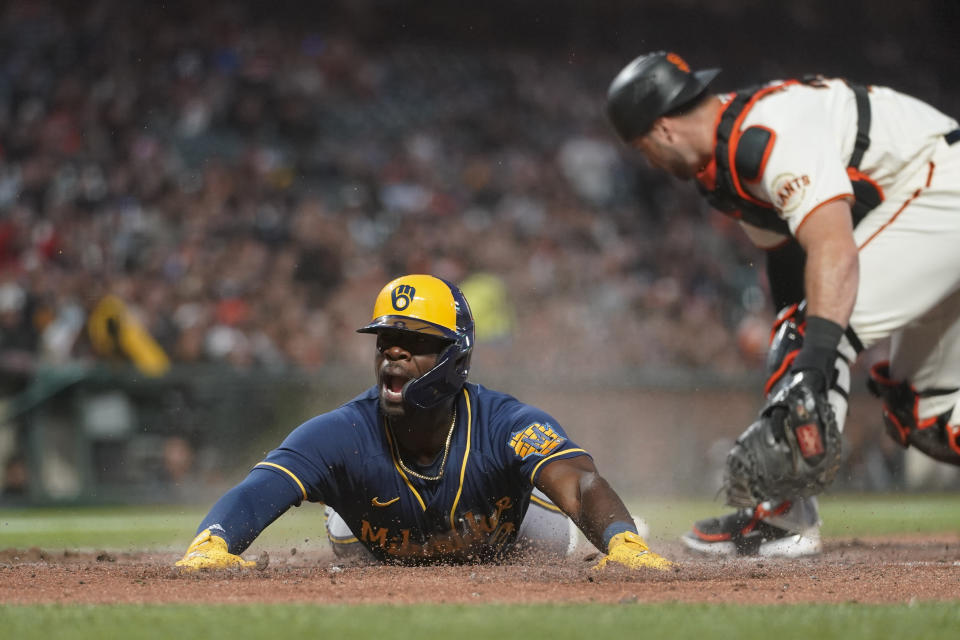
388,409,457,482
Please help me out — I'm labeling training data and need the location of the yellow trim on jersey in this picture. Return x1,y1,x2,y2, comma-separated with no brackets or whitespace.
529,494,563,513
254,462,307,501
448,388,472,529
326,531,360,544
323,504,358,544
383,419,428,511
528,448,589,485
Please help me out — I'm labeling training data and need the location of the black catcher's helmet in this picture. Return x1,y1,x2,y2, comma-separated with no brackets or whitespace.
606,51,721,143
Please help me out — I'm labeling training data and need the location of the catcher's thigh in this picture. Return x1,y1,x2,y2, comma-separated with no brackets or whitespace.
889,286,960,422
850,139,960,352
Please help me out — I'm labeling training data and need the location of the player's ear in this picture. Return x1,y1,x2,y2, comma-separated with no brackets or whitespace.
654,118,675,143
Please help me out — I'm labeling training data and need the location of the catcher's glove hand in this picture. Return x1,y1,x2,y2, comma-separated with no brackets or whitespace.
593,531,674,571
724,370,842,508
175,529,256,571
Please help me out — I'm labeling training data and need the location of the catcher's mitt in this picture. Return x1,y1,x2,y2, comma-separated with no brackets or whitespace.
724,370,842,508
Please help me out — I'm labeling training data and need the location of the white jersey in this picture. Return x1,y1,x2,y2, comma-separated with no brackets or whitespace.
696,78,960,535
715,76,960,423
730,78,959,243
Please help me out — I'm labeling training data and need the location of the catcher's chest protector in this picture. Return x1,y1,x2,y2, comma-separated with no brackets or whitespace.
698,78,882,233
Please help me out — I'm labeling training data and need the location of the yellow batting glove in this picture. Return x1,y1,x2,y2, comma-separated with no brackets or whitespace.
175,528,256,571
593,531,674,571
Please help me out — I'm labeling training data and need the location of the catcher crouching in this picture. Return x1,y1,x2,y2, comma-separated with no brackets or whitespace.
606,51,960,556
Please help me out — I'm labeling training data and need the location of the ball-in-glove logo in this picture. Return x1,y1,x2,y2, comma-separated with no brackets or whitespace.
391,285,416,311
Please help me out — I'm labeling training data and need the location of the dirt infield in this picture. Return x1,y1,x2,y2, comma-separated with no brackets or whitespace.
2,534,959,606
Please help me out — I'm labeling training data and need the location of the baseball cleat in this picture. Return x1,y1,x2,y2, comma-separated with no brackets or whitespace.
680,507,821,558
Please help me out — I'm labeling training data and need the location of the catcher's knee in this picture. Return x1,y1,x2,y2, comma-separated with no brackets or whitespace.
868,362,960,466
764,304,804,396
764,304,852,430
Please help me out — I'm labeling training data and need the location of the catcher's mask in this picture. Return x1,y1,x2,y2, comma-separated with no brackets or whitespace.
606,51,721,143
358,274,474,409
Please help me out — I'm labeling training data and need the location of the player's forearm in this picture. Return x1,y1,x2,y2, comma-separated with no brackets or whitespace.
567,472,635,552
793,235,857,381
796,200,859,328
791,200,859,381
802,239,858,327
196,468,302,554
536,456,636,551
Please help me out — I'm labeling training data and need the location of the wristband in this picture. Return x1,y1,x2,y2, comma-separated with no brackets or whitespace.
601,520,639,550
792,315,844,384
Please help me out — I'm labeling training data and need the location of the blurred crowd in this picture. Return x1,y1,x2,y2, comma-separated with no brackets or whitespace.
0,0,956,381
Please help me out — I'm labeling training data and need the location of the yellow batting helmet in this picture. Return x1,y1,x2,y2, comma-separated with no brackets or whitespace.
358,274,475,408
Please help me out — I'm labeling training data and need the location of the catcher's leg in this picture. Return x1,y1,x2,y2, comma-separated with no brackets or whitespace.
682,498,822,557
869,286,960,470
683,318,853,559
854,144,960,468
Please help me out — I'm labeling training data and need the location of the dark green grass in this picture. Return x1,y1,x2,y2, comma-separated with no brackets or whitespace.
1,602,959,640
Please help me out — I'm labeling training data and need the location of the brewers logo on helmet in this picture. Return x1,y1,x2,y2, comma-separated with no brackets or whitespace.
358,274,475,409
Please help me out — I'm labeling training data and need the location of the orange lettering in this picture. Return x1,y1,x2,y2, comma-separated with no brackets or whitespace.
387,528,412,554
489,522,516,549
360,520,388,547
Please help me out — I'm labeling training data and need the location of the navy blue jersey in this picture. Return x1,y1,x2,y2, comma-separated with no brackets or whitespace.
257,382,588,563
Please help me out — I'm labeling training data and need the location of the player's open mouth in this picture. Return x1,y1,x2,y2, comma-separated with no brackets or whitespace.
381,373,409,403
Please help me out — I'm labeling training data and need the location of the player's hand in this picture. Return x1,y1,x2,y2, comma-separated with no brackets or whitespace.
593,531,674,571
175,529,256,571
